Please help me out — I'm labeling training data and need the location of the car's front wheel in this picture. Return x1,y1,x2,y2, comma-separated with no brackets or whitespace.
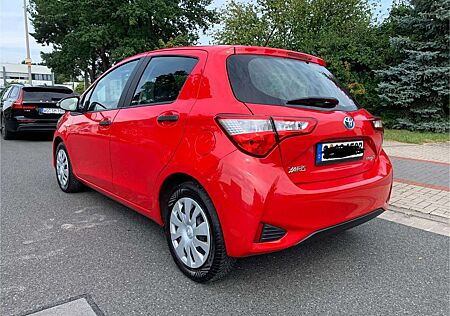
55,143,84,193
164,181,235,282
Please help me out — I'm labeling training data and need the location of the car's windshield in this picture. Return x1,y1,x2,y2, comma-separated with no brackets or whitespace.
227,54,359,111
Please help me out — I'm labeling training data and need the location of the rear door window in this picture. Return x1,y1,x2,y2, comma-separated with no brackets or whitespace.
227,55,359,111
130,56,198,107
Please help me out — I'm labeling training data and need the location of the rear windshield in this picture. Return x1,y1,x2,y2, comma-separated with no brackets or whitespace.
22,87,75,103
227,55,359,111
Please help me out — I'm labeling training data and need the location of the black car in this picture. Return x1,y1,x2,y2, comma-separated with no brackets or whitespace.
0,84,76,140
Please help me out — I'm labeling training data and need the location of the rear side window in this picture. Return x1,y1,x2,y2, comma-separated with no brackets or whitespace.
130,56,197,107
22,88,75,103
9,86,20,99
227,55,359,111
1,87,12,100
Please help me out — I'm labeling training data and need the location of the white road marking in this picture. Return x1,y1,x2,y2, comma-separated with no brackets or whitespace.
27,298,98,316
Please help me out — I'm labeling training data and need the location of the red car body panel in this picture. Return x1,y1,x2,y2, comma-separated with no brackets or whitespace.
109,49,207,209
53,45,393,258
65,110,120,191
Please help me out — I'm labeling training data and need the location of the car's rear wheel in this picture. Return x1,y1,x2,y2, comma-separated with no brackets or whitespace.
55,143,84,193
164,181,235,282
1,113,15,140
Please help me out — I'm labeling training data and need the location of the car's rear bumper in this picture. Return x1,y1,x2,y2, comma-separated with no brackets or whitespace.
206,149,393,257
7,117,58,132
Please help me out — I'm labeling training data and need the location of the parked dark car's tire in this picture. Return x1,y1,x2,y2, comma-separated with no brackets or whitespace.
55,143,84,193
164,181,235,282
1,113,15,140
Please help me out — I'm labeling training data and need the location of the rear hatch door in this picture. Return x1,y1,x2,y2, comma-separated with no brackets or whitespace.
21,86,76,119
227,53,383,184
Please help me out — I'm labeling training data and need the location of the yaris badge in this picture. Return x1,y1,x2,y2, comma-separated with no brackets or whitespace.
343,116,355,129
288,165,306,174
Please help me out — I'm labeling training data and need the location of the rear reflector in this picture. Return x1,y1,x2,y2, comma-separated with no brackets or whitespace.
217,115,317,157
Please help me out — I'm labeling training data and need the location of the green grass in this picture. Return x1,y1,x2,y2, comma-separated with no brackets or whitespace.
384,129,450,144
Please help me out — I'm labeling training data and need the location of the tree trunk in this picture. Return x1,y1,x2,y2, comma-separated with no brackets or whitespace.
99,49,110,72
89,58,96,83
84,69,89,89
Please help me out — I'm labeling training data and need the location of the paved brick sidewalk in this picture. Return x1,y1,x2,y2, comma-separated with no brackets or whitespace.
383,140,449,228
389,182,449,221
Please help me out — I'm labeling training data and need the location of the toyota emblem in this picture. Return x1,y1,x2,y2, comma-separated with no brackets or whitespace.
343,116,355,129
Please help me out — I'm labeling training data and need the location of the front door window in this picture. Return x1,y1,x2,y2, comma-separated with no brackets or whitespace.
86,60,139,112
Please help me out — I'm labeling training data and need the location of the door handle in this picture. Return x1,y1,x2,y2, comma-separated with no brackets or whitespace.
99,120,112,126
157,114,179,122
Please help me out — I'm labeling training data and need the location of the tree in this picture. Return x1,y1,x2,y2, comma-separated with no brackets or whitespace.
75,82,86,94
377,0,450,132
29,0,216,83
214,0,388,110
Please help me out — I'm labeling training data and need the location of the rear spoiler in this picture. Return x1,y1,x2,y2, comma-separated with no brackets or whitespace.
233,46,326,66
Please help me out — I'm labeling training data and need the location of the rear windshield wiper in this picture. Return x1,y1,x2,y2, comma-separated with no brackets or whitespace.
286,97,339,108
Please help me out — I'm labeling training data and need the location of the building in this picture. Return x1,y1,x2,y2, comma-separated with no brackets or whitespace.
0,63,54,88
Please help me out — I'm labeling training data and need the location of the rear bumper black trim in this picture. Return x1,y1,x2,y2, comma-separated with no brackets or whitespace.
8,117,58,132
298,208,385,245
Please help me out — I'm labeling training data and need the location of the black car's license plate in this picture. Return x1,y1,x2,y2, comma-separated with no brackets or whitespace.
316,140,364,165
39,108,65,114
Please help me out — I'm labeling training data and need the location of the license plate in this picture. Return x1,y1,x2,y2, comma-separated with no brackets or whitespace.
316,140,364,164
39,108,65,114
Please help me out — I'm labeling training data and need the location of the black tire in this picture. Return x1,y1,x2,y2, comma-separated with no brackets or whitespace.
1,113,15,140
164,181,235,283
55,143,84,193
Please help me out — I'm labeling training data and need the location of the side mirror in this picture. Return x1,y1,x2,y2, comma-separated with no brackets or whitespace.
58,96,79,112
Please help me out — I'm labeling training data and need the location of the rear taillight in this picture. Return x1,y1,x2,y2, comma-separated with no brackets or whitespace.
11,91,34,110
217,116,276,156
272,117,317,140
217,115,317,157
371,117,383,130
12,91,24,109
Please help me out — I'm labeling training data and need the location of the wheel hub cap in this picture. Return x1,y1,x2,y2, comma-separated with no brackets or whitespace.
186,226,194,239
169,197,211,269
56,149,69,187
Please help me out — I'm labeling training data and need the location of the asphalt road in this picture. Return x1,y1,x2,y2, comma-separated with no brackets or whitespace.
1,135,449,316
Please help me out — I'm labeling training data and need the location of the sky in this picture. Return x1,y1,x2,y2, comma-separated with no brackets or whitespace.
0,0,394,64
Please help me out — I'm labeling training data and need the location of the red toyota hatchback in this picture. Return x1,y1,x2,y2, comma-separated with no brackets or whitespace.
54,46,393,282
